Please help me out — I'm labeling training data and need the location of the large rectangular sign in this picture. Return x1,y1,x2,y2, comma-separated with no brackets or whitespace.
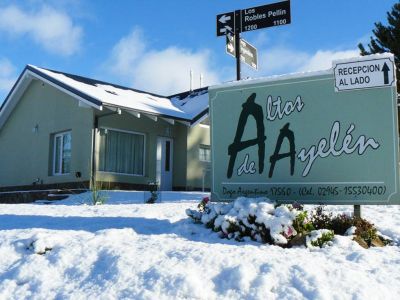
209,53,400,204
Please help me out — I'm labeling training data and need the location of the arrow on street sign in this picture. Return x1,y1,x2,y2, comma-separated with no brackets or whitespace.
382,62,390,84
219,14,231,24
216,12,235,36
219,25,233,35
226,36,258,70
217,1,291,36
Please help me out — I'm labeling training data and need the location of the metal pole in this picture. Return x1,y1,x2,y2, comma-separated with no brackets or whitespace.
354,205,361,218
190,69,193,91
234,10,241,81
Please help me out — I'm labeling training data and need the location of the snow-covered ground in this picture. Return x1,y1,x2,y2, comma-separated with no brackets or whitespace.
0,191,399,299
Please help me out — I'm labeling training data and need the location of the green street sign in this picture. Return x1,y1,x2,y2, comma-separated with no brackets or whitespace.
209,54,400,204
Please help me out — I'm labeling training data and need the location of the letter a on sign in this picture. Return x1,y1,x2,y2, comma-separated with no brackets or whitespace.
227,93,266,178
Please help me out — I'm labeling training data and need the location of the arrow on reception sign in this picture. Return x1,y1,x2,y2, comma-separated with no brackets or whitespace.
382,62,390,84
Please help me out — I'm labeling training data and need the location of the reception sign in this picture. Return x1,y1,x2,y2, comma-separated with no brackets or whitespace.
209,54,400,204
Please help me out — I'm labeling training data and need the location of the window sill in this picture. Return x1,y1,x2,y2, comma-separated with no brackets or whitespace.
97,171,144,177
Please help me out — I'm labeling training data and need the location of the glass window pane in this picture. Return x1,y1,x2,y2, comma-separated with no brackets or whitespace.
62,133,71,173
54,136,62,174
165,141,170,172
99,129,144,175
199,146,211,162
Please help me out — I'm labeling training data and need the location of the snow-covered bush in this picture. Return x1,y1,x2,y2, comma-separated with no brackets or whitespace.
309,206,391,247
187,197,301,246
186,197,390,248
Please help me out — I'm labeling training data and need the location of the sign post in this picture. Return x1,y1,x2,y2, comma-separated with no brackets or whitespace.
235,10,241,80
209,53,400,205
216,1,291,80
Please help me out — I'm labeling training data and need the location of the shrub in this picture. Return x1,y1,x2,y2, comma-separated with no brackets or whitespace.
309,206,332,230
89,181,109,205
306,229,335,248
187,197,299,246
352,217,378,246
187,197,388,249
308,207,387,247
145,181,159,204
329,213,354,235
292,211,315,235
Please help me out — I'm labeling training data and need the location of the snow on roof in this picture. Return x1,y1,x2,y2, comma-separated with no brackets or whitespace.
28,65,208,122
209,69,333,91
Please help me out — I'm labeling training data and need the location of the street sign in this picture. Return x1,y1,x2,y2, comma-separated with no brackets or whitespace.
333,56,396,92
216,1,291,36
241,0,291,32
216,1,291,80
217,12,235,37
240,39,258,70
209,53,400,205
226,36,258,70
226,35,235,57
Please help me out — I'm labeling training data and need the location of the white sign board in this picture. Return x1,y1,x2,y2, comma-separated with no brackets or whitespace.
333,55,395,92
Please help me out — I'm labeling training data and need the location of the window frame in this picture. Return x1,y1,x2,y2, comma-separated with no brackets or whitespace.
199,145,211,162
97,127,146,177
52,131,72,176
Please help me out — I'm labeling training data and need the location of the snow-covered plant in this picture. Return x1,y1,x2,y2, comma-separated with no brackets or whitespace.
145,181,159,204
186,197,301,246
306,229,334,248
187,198,390,249
308,206,388,247
198,197,210,212
89,181,109,205
292,211,315,235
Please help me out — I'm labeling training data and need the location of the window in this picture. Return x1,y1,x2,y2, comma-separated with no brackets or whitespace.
99,128,145,175
53,131,72,175
199,145,211,162
200,117,210,126
165,140,171,171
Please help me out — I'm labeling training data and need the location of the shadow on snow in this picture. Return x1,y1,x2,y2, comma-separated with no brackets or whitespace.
0,214,248,246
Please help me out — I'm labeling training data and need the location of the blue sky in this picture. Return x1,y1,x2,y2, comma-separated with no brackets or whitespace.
0,0,397,103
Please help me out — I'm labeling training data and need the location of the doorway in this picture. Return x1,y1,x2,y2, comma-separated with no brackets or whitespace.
156,137,173,191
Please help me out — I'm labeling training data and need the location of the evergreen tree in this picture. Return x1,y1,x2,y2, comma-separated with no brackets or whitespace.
358,3,400,91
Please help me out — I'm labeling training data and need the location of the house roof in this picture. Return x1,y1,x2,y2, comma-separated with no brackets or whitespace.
0,65,209,129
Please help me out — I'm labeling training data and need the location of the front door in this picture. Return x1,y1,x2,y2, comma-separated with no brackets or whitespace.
156,137,173,191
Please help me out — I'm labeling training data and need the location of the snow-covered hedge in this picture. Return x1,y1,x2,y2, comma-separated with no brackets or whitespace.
186,197,334,248
186,197,389,248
